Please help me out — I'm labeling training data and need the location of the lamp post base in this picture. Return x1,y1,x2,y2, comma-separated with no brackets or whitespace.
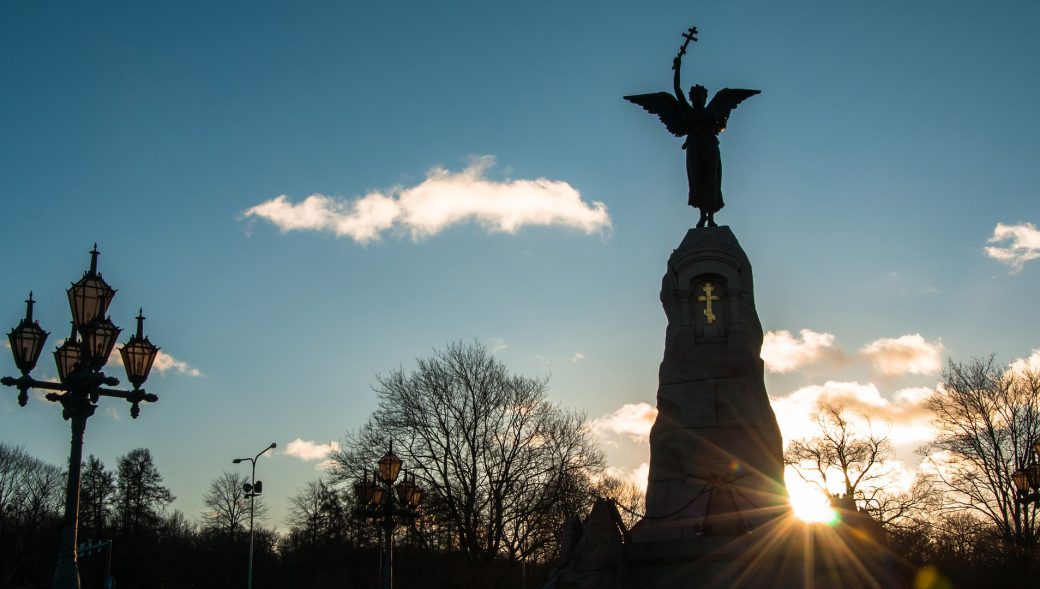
53,413,88,589
52,526,81,589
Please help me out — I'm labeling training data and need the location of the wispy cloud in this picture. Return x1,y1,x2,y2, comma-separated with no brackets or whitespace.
761,329,839,373
985,222,1040,272
859,334,944,376
571,352,585,364
284,438,341,462
487,338,508,354
243,156,612,244
592,402,657,445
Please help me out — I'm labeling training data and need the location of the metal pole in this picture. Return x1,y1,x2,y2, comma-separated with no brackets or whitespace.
247,458,256,589
521,535,526,589
105,540,113,589
381,479,393,589
53,414,87,589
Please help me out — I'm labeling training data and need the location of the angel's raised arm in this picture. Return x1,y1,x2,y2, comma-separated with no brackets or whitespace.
672,56,690,108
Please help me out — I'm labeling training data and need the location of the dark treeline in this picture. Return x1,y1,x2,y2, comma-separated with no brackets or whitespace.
0,342,612,588
2,346,1040,587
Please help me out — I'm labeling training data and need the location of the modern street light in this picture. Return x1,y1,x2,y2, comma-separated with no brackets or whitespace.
233,442,277,589
354,442,424,589
1,246,161,589
1011,440,1040,504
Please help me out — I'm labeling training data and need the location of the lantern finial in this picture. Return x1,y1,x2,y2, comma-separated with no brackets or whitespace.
25,292,35,321
89,244,99,275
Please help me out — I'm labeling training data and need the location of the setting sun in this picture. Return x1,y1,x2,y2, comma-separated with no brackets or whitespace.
786,470,838,523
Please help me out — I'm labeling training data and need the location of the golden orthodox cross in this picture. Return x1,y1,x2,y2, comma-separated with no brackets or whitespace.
697,282,720,325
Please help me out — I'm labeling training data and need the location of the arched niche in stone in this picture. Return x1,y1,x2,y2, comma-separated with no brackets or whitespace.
664,241,748,342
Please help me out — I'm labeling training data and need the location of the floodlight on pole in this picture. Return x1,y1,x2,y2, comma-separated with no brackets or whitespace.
232,442,277,589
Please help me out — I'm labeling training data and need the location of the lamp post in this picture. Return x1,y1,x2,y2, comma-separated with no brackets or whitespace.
233,442,276,589
1,246,160,589
354,442,424,589
1011,440,1040,504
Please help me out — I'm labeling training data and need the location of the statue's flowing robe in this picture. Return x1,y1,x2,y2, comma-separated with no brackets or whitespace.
683,115,724,214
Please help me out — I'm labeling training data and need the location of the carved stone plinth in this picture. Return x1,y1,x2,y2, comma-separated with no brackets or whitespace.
631,226,787,543
543,227,902,589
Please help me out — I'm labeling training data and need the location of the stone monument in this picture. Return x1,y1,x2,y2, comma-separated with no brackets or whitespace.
621,226,799,587
542,23,903,589
631,226,788,540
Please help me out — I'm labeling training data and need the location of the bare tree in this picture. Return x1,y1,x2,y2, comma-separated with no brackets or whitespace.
0,443,65,586
923,357,1040,554
594,476,646,530
785,403,934,529
285,479,352,548
330,340,604,563
0,444,34,532
786,404,890,497
201,471,267,536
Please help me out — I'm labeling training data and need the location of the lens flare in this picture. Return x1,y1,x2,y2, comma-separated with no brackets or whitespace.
786,473,837,523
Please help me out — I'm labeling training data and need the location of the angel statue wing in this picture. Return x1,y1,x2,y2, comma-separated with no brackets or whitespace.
706,88,760,130
623,92,688,138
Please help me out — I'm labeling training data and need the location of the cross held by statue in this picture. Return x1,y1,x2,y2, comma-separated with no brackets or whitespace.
697,282,720,325
678,26,698,58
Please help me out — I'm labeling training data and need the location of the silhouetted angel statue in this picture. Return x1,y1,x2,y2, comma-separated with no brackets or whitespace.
625,26,759,228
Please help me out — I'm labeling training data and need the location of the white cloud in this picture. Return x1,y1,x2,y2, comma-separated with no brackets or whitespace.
761,329,838,373
243,156,612,244
487,338,508,354
985,222,1040,272
106,407,120,421
571,352,585,364
152,351,203,377
535,354,550,364
859,334,944,376
592,402,657,444
605,462,650,492
1009,349,1040,374
284,438,341,461
770,381,934,447
106,348,202,378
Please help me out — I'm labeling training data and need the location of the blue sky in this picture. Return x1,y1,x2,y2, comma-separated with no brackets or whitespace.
2,1,1039,524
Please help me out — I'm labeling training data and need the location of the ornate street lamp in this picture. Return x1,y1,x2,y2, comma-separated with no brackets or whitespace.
1011,440,1040,505
355,442,425,589
1,246,161,589
120,310,160,392
379,447,403,485
54,325,82,385
66,245,115,330
81,316,121,371
7,293,49,405
232,442,277,589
